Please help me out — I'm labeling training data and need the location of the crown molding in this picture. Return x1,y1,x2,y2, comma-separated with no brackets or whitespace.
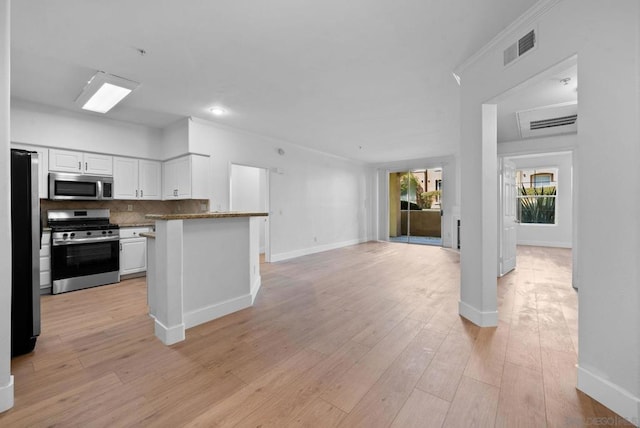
454,0,563,75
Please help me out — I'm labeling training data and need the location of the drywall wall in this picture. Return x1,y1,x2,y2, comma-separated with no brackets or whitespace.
188,117,375,261
159,119,189,160
10,99,162,159
506,151,572,248
458,0,639,420
0,0,13,413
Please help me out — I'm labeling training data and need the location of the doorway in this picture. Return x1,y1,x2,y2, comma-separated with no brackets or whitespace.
388,169,442,246
229,164,271,262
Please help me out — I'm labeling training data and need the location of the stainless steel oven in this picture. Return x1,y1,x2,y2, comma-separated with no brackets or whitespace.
49,172,113,200
48,209,120,294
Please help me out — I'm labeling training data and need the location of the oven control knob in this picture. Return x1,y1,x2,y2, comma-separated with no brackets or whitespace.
62,233,68,239
102,231,107,235
108,231,113,234
70,233,75,237
86,232,92,236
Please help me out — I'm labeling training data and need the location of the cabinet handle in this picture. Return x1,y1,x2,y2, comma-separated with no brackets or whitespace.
85,162,88,171
119,243,122,251
141,190,144,198
136,189,138,198
78,161,81,171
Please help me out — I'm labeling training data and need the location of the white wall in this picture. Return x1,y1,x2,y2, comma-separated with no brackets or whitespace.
459,0,640,421
0,0,13,413
11,99,162,159
188,118,374,261
159,119,189,160
506,151,572,248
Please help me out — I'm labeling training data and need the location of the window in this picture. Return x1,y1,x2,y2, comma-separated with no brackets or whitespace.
516,168,557,224
531,172,553,188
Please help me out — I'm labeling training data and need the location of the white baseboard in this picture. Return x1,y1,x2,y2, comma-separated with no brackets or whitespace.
458,300,498,327
577,365,640,426
271,238,364,262
0,375,14,413
154,319,185,345
183,294,252,329
250,276,261,304
517,240,572,248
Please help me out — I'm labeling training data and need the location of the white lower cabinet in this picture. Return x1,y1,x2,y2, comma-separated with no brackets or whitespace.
119,227,151,276
40,231,51,294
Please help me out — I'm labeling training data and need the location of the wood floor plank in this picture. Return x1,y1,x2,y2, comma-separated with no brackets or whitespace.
495,362,546,427
337,328,446,428
233,340,370,427
321,317,424,412
390,388,450,428
184,348,326,427
442,376,500,428
463,321,510,387
289,398,347,428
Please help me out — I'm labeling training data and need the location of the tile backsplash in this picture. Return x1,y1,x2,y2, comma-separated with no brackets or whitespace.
41,199,209,226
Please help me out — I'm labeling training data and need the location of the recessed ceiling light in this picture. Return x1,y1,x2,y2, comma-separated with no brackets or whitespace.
209,106,227,116
75,71,139,113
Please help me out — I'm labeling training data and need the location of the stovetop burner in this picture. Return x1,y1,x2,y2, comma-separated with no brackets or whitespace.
49,223,119,232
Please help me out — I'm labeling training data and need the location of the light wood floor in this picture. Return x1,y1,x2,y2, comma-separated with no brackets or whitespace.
0,242,631,427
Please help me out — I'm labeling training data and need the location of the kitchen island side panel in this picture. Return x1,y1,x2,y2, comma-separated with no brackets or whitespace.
182,217,251,327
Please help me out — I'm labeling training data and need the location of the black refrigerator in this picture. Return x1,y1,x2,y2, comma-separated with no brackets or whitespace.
10,149,41,357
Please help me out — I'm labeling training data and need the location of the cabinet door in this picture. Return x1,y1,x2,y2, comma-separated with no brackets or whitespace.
162,159,177,199
174,156,192,199
49,149,83,173
40,232,51,293
139,160,162,200
120,238,147,275
113,157,138,199
84,153,113,175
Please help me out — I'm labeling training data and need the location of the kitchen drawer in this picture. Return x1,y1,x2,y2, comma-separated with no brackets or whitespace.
120,227,151,239
40,271,50,287
40,242,50,257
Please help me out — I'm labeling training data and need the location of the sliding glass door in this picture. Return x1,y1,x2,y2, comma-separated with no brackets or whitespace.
389,169,443,246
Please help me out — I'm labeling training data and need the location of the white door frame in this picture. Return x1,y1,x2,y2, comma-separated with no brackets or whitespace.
229,162,271,263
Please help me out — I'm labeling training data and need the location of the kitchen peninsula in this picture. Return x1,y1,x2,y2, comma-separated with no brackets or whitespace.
144,212,268,345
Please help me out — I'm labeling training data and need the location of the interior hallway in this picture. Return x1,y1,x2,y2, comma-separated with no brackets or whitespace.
0,243,630,427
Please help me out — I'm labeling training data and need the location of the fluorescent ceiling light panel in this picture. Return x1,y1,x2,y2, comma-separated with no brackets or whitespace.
75,71,139,113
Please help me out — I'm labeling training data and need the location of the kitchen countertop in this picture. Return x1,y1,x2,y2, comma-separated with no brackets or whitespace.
145,212,268,220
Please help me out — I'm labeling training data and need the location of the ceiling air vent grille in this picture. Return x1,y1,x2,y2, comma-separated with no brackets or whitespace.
530,114,577,130
504,29,536,66
518,30,536,56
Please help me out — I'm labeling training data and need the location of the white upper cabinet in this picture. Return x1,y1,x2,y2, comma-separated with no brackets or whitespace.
113,157,161,200
83,152,113,175
49,149,113,175
163,154,209,200
11,143,49,199
138,160,162,200
113,157,138,199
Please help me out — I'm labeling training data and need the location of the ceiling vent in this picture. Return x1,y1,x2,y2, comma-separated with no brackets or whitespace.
517,102,577,139
530,114,577,130
504,29,536,66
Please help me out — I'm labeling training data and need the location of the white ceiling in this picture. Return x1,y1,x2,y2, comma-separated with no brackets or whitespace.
10,0,539,163
497,62,578,143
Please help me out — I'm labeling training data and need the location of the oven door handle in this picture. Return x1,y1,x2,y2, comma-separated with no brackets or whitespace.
52,236,120,246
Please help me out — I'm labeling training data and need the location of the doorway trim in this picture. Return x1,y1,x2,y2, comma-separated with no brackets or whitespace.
229,162,271,263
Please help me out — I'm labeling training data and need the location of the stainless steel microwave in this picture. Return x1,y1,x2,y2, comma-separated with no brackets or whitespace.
48,172,113,200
